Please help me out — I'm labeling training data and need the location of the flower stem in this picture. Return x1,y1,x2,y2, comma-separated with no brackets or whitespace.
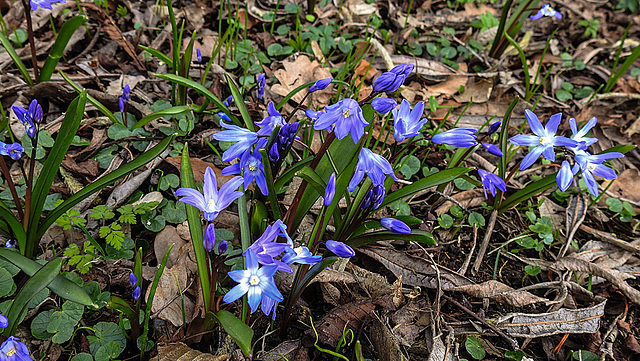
0,156,24,221
21,0,39,82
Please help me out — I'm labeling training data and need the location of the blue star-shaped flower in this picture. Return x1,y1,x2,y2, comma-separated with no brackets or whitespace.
530,4,562,20
255,101,285,136
568,117,598,152
392,99,426,142
348,148,398,192
30,0,65,11
314,98,369,143
573,151,625,196
211,121,258,162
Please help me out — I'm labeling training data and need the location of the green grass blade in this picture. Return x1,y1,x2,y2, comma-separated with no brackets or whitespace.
0,32,33,86
348,230,435,248
4,257,62,336
132,105,193,130
27,92,86,258
38,135,175,241
605,43,640,93
0,204,26,250
224,73,255,131
155,73,233,121
139,45,174,69
59,70,119,124
0,249,95,307
179,143,210,312
498,173,556,213
213,310,254,357
139,244,173,355
39,15,87,82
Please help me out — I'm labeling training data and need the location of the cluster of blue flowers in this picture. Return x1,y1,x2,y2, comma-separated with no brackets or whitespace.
0,312,31,361
530,4,562,20
29,0,65,11
129,273,141,301
1,99,48,162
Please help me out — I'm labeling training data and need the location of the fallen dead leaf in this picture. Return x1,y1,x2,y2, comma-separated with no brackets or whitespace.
271,55,333,108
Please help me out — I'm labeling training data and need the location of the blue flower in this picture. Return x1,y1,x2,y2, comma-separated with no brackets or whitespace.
478,169,507,199
314,98,369,143
175,166,244,221
392,100,426,142
223,95,233,107
282,246,322,265
306,109,323,122
132,286,141,301
12,99,42,138
4,240,17,248
509,110,578,170
223,249,283,314
530,4,562,20
348,148,398,192
204,223,216,252
268,122,299,162
432,127,478,147
129,273,137,288
217,112,232,122
256,101,286,136
324,172,336,207
568,117,598,151
372,63,414,93
118,85,130,113
0,142,24,161
223,141,269,195
0,336,31,361
574,151,625,196
488,121,502,135
246,220,292,272
326,240,355,258
30,0,65,11
481,143,503,157
211,121,258,162
310,78,333,93
196,48,202,63
361,185,385,210
218,240,228,254
257,73,266,100
371,97,397,114
557,160,573,192
0,313,7,329
380,218,411,234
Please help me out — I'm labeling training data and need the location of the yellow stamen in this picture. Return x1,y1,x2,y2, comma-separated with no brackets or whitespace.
6,348,16,356
343,109,350,118
249,276,260,286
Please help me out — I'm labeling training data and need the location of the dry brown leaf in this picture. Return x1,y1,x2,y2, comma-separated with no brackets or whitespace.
152,342,229,361
271,55,332,108
453,78,494,103
451,280,548,307
165,158,234,186
607,169,640,204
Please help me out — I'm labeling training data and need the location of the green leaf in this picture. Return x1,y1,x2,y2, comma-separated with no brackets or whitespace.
31,309,56,340
499,173,557,213
348,230,435,248
572,350,598,361
380,168,471,209
0,267,15,298
90,205,116,220
40,15,87,82
439,214,454,228
399,155,420,178
155,74,232,121
389,200,410,216
556,90,573,102
71,353,94,361
4,258,62,336
48,301,84,343
211,310,254,357
0,249,95,307
58,71,119,125
95,341,121,361
87,322,126,357
468,212,485,227
0,32,33,85
159,174,180,191
606,198,623,212
465,336,486,360
162,200,187,224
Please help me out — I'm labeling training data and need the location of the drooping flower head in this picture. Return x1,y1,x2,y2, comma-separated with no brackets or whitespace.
326,240,355,258
573,151,625,196
129,273,137,288
371,97,397,114
222,140,269,195
324,172,336,207
256,101,286,136
373,63,415,93
223,249,284,314
12,99,42,138
361,185,386,211
530,4,562,20
380,218,411,234
0,313,7,329
30,0,66,11
282,246,322,265
392,99,426,143
0,142,24,161
509,110,578,170
132,286,141,301
257,73,266,100
478,169,507,199
245,219,292,272
175,166,244,221
211,121,258,162
431,127,478,147
269,122,299,162
196,48,202,63
0,336,31,361
481,143,503,157
119,85,130,113
204,223,216,252
309,78,333,93
348,148,398,192
568,117,598,152
314,98,369,144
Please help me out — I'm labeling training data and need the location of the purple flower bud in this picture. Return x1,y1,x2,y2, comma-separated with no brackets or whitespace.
431,128,478,147
371,97,397,114
309,77,333,93
556,160,573,192
122,84,130,101
118,97,126,113
132,286,141,301
257,73,266,100
129,273,137,288
380,218,411,234
218,112,232,122
29,99,43,124
0,312,7,329
223,95,233,107
481,143,503,157
218,240,228,254
196,48,202,63
326,240,355,258
372,63,415,93
268,143,280,162
4,240,17,248
488,121,501,135
361,185,386,210
324,172,336,207
204,223,216,252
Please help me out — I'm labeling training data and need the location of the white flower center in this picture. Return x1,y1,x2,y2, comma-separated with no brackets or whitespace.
249,276,260,286
588,164,596,172
248,163,257,171
208,199,215,209
294,247,303,255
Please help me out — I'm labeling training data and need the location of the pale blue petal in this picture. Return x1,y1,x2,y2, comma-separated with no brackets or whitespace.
520,146,545,170
510,134,540,146
525,109,544,136
223,283,249,303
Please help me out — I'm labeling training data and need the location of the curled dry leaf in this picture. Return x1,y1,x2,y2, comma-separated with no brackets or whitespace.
152,342,229,361
451,280,548,307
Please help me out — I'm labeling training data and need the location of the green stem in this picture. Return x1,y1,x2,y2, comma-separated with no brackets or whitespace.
21,0,38,82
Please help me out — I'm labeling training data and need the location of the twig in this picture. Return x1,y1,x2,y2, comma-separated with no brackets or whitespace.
442,293,519,350
472,210,498,275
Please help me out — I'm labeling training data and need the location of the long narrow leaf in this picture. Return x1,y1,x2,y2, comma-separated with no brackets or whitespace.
39,15,87,82
58,70,119,124
348,230,435,248
213,310,254,357
139,45,173,69
27,92,86,257
379,167,471,209
498,173,556,213
0,32,33,86
155,74,232,120
38,136,175,240
132,105,193,130
224,73,254,131
180,143,209,312
0,248,95,307
0,204,26,248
